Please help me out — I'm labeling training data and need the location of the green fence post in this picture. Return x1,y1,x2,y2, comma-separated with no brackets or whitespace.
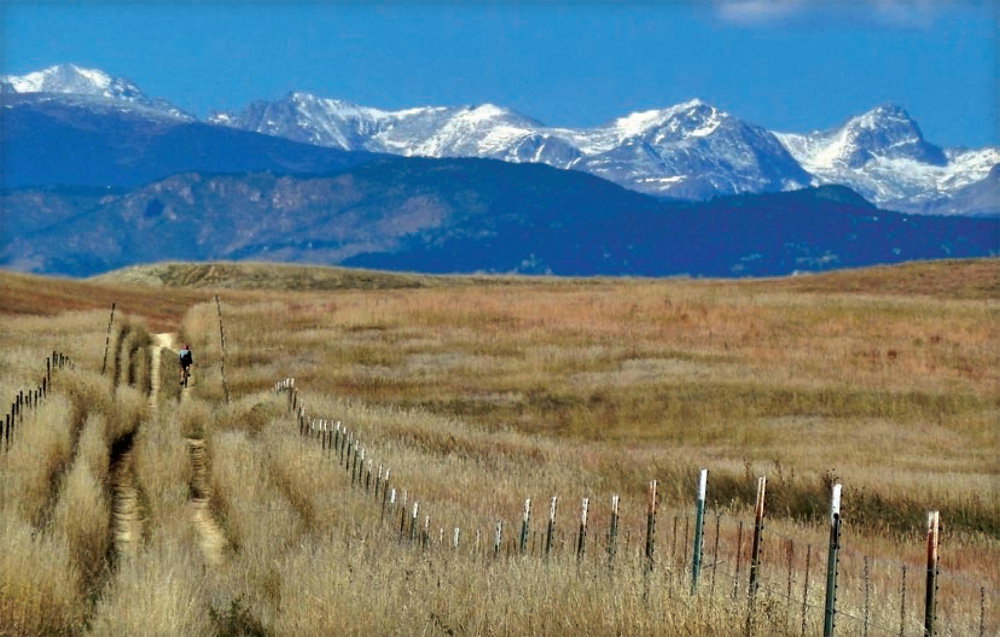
691,469,709,595
823,483,843,637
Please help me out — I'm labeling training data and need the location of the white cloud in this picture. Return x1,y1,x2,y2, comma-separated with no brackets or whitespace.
715,0,806,25
713,0,977,29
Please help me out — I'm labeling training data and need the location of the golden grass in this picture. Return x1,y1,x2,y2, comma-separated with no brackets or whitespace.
0,259,997,635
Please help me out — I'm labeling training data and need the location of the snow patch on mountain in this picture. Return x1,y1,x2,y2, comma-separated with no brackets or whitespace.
1,64,194,121
211,93,808,199
776,104,998,214
4,64,996,215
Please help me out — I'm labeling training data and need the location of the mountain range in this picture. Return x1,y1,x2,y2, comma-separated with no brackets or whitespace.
3,158,996,278
1,64,997,279
4,64,997,215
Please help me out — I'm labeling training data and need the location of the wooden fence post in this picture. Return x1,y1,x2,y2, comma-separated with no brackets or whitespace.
823,483,843,637
215,295,230,404
645,480,658,571
923,511,940,637
747,475,767,634
802,545,812,637
747,475,767,600
101,303,116,375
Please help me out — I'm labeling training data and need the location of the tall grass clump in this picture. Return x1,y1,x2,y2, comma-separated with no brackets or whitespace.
87,529,211,635
0,511,86,636
0,394,74,529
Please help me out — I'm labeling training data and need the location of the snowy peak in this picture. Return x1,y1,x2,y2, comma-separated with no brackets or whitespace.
608,99,720,140
835,103,946,167
1,63,194,121
776,103,996,215
784,103,947,171
1,63,135,98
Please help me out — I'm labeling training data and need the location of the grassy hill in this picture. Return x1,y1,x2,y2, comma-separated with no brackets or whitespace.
1,260,997,634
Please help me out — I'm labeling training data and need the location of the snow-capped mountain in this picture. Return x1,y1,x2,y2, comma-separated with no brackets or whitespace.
776,104,999,215
209,95,811,200
1,64,194,121
3,64,996,215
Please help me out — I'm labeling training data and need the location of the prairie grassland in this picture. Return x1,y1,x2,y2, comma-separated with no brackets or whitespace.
0,260,997,635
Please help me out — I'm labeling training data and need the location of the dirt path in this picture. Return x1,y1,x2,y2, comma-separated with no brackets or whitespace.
108,433,144,562
185,438,227,565
152,333,226,564
149,333,172,412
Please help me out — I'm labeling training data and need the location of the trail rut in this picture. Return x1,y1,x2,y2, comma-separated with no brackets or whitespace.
108,432,144,562
185,437,228,565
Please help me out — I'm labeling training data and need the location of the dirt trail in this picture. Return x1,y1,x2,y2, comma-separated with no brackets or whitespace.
108,432,144,562
185,437,227,565
152,333,226,563
149,333,171,412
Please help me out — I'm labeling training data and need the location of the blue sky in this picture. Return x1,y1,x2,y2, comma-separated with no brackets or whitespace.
2,1,997,147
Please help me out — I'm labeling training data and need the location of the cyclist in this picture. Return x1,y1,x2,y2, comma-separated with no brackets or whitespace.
179,344,193,386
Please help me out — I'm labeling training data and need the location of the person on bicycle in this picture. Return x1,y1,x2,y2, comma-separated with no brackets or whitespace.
179,344,193,386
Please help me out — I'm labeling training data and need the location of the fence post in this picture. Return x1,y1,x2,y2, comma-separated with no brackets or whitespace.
645,480,658,571
453,527,461,551
576,498,589,561
608,494,620,568
691,469,709,594
399,490,408,537
733,521,744,598
215,295,230,404
802,545,812,637
545,496,557,559
924,511,940,637
494,521,503,558
746,475,767,634
823,483,843,637
519,499,531,555
747,475,767,600
409,502,419,544
101,303,116,375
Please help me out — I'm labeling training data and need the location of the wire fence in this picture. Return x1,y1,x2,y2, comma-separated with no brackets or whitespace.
273,377,999,636
1,351,74,456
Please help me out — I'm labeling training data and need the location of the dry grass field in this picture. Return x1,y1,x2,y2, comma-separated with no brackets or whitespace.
1,259,997,636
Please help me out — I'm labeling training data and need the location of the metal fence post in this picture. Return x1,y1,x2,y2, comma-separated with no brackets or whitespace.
645,479,658,571
545,496,557,559
924,511,940,637
823,483,843,637
520,499,531,555
691,469,708,595
748,475,767,599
